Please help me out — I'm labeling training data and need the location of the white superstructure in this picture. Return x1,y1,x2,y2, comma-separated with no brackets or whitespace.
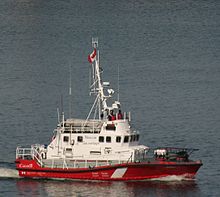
17,38,149,166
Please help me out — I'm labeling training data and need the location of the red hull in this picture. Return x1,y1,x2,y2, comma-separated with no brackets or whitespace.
15,159,202,181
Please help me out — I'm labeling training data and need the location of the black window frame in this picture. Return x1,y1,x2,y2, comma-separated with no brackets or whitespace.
124,136,129,143
106,124,116,131
116,136,121,143
133,135,136,141
63,136,69,142
130,135,135,142
99,136,104,143
106,136,111,143
136,134,139,141
77,136,83,142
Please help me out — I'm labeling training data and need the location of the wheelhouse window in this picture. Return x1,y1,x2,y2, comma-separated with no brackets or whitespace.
124,136,129,143
130,135,135,142
133,135,136,141
63,136,69,142
106,136,111,143
77,136,83,142
99,136,104,142
136,134,139,141
116,136,121,143
106,124,116,131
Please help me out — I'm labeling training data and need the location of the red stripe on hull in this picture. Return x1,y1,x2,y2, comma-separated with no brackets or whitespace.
15,159,202,181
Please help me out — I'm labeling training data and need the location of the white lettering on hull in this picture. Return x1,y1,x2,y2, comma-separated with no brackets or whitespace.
19,164,33,168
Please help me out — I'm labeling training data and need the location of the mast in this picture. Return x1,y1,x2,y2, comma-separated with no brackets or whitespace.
93,43,107,110
88,37,114,120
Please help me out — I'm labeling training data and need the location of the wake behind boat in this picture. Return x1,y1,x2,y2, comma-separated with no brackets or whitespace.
15,38,202,181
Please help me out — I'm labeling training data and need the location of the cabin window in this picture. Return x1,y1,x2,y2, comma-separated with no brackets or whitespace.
77,136,83,142
130,135,135,142
66,148,72,152
63,136,69,142
116,136,121,143
90,151,101,155
136,134,139,141
106,136,111,143
99,136,104,142
106,124,116,131
133,135,136,141
124,136,129,143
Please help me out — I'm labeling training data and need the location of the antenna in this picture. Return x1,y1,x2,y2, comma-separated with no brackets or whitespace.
92,37,98,48
57,108,60,123
117,65,120,102
61,94,63,115
69,64,72,118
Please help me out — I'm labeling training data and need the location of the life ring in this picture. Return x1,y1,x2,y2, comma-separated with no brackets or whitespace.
41,151,47,159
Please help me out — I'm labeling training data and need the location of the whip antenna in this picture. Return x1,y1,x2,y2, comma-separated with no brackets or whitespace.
69,64,73,118
117,65,120,102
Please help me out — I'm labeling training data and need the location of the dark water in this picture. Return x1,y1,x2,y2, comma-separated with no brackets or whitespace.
0,0,219,196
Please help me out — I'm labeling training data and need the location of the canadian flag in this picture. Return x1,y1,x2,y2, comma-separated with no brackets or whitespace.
88,48,97,63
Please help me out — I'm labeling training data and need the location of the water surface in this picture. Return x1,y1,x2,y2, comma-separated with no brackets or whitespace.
0,0,219,196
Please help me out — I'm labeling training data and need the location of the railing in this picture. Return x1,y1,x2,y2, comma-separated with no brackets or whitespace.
127,152,133,163
16,147,32,160
43,158,129,169
16,144,142,170
63,126,101,134
16,146,43,167
16,147,135,169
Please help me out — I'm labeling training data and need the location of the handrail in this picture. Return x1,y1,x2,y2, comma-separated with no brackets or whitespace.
16,147,43,166
32,147,43,166
16,147,134,169
127,152,133,163
63,126,101,133
44,159,127,169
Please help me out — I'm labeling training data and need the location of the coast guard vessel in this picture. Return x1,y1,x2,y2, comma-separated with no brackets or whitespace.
15,38,202,181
